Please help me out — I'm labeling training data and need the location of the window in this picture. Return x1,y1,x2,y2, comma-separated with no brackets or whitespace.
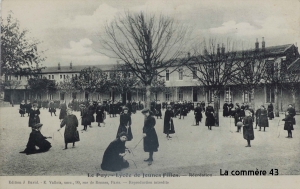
49,94,53,100
19,76,22,80
224,88,233,103
75,74,77,79
165,93,171,101
178,68,183,80
72,93,77,99
52,75,54,79
192,67,197,79
49,75,51,79
60,93,65,101
206,90,214,103
266,60,274,77
63,75,66,79
166,70,169,81
193,88,198,102
15,76,18,80
242,91,251,103
266,85,275,103
60,75,62,79
178,90,183,101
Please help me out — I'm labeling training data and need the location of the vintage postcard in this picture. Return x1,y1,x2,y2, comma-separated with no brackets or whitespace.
1,0,300,188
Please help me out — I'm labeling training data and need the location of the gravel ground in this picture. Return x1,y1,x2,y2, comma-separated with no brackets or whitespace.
0,106,299,176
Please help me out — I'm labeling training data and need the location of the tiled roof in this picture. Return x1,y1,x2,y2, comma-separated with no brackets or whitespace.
41,64,118,73
264,44,294,54
288,58,300,71
39,44,296,73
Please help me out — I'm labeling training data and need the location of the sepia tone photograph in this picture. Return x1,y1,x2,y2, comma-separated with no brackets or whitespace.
1,0,300,188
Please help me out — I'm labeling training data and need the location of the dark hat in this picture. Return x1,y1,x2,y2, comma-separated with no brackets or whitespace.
32,123,43,129
141,108,150,114
167,105,172,109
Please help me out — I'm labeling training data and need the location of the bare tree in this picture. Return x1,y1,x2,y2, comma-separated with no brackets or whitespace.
230,49,270,112
185,39,241,126
99,11,190,108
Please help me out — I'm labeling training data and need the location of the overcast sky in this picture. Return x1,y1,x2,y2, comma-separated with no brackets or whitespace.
2,0,300,67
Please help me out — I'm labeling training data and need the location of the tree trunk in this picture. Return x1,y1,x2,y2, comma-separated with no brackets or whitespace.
251,88,255,112
292,91,296,110
145,85,151,109
11,90,14,107
213,93,219,126
274,84,279,117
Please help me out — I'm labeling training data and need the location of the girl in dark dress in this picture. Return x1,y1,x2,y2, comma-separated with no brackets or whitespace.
234,104,243,132
223,102,229,117
205,103,215,130
101,132,129,172
59,101,67,121
28,103,40,129
96,101,106,127
164,105,175,139
19,100,26,117
49,101,56,116
243,110,254,147
80,105,90,131
267,103,274,120
59,108,79,149
258,105,269,131
20,123,52,155
282,111,294,138
142,108,159,165
26,100,32,117
194,103,203,125
116,107,133,141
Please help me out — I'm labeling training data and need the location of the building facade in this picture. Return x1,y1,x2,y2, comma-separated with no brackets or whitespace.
3,40,300,111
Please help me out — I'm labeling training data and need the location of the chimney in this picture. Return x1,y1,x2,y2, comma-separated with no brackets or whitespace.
70,62,72,70
36,63,39,69
262,37,265,51
217,44,220,57
255,38,259,51
58,63,61,70
187,52,191,59
221,43,225,55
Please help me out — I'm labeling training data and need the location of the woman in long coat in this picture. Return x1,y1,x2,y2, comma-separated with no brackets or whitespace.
96,102,105,127
59,101,67,121
142,108,159,165
223,102,229,117
282,111,294,138
101,132,129,171
258,105,269,131
205,103,215,130
243,110,254,147
59,108,79,149
116,107,133,141
87,102,95,127
267,103,274,120
194,103,203,125
164,105,175,139
28,103,40,128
